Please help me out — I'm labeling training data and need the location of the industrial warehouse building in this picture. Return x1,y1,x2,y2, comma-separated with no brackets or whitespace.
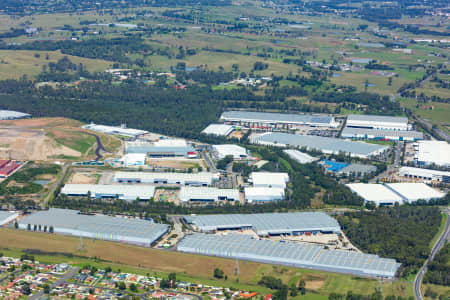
0,110,31,120
283,149,318,164
0,211,19,226
245,187,285,203
179,187,240,203
114,172,218,186
212,144,248,160
346,115,409,131
201,124,235,136
61,184,156,201
18,208,169,246
251,132,388,158
249,172,289,189
399,167,450,183
415,141,450,167
82,123,148,138
184,212,341,235
221,111,339,129
341,127,423,141
126,139,197,159
177,234,400,278
119,153,146,167
347,182,445,205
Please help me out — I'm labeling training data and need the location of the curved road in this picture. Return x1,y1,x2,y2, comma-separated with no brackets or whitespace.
414,211,450,300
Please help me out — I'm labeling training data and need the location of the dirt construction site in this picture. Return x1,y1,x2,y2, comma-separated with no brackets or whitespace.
0,118,120,161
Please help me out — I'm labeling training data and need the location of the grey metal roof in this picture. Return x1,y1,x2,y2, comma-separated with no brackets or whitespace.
251,133,388,157
127,146,195,154
19,208,169,244
0,110,30,120
221,111,334,125
184,212,341,235
347,115,408,124
338,164,377,175
341,127,423,139
0,211,18,224
177,234,400,278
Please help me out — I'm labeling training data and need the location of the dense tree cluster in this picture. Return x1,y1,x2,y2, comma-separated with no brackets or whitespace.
423,243,450,286
337,206,442,277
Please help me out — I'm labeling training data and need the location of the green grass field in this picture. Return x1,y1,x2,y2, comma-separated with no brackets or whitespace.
399,98,450,134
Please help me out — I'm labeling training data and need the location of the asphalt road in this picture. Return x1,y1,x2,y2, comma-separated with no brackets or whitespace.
413,211,450,300
28,267,80,300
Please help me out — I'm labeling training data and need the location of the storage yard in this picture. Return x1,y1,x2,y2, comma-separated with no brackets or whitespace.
250,132,388,158
18,208,169,246
177,234,400,279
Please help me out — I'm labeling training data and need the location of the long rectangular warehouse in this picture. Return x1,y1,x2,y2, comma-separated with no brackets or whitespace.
249,172,289,189
399,167,450,183
341,127,423,141
0,110,31,120
126,139,197,158
346,115,408,131
180,187,240,203
82,123,148,138
251,132,388,158
244,187,285,203
415,141,450,167
221,111,339,128
18,208,169,246
184,212,341,235
61,184,156,201
177,234,400,278
114,172,218,186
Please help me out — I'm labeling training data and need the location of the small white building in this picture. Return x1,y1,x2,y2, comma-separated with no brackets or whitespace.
119,153,146,166
202,124,235,136
179,187,240,203
283,149,318,164
212,144,248,160
399,167,450,183
245,187,285,203
249,172,289,189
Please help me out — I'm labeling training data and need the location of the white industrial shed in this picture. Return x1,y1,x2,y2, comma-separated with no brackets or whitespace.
346,115,408,131
0,110,31,120
202,124,234,136
221,111,339,128
249,172,289,189
114,172,218,186
82,123,148,138
245,187,285,203
0,211,19,226
184,212,341,235
18,208,169,246
212,144,248,160
61,184,156,201
119,153,146,166
177,234,400,279
180,187,240,203
386,183,445,202
415,141,450,167
346,183,403,205
341,127,423,141
283,149,318,164
399,167,450,183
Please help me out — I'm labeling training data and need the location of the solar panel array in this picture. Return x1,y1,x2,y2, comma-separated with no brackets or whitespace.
19,208,169,245
184,212,341,235
178,234,400,278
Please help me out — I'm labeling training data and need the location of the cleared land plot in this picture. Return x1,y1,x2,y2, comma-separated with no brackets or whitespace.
0,50,111,80
0,228,413,298
399,98,450,134
0,118,120,161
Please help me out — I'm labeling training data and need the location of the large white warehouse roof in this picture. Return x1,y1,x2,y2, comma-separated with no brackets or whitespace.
251,132,388,158
202,124,234,136
61,184,155,201
250,172,289,188
245,187,285,203
180,187,240,202
114,172,218,186
399,167,450,183
0,211,19,226
416,141,450,167
82,123,148,138
346,115,408,130
283,149,318,164
386,183,445,202
341,127,423,141
184,212,341,235
18,208,169,246
0,110,31,120
221,111,338,127
212,144,248,159
178,233,400,278
346,183,403,205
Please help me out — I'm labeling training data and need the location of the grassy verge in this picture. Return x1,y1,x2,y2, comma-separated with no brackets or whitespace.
429,212,448,250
